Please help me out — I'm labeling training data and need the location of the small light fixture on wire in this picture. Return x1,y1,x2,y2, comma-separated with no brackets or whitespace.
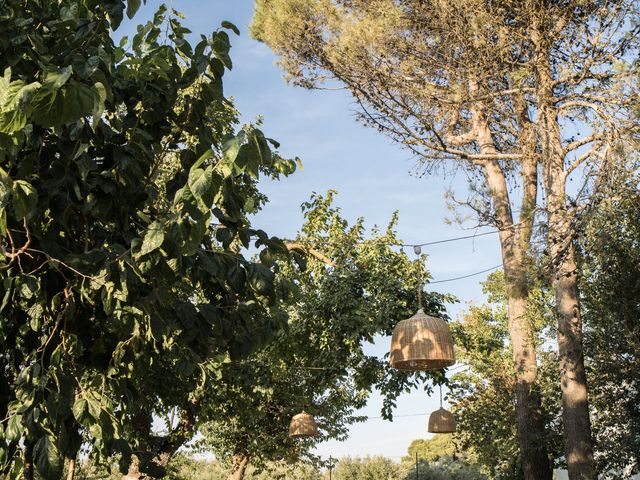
428,384,456,434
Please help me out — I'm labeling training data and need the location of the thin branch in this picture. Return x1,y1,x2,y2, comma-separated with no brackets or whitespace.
285,242,336,268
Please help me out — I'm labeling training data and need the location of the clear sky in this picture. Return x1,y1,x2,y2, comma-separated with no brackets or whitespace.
124,0,504,462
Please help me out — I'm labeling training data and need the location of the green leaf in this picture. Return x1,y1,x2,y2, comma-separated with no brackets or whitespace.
33,435,63,480
5,415,23,441
188,166,214,206
72,398,89,424
126,0,142,19
42,67,72,90
30,89,64,127
211,31,232,70
221,21,240,36
138,221,165,257
11,180,37,219
93,82,107,124
0,108,26,133
62,82,98,123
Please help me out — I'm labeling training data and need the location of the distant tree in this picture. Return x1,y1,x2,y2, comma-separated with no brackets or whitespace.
71,455,322,480
406,436,456,464
251,3,640,478
332,456,401,480
401,457,486,480
404,436,485,480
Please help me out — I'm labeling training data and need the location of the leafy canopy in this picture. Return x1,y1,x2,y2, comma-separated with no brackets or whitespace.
0,1,296,478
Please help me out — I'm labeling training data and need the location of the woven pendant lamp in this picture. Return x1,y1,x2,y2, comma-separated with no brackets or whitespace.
428,407,456,433
390,309,456,370
428,385,456,433
389,246,455,370
289,411,318,438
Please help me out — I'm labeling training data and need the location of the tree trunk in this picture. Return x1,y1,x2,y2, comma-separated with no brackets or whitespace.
122,455,144,480
531,22,597,479
548,203,596,480
475,108,552,480
66,457,76,480
227,453,250,480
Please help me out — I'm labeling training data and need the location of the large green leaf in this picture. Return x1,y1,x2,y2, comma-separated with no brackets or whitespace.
42,67,72,90
33,435,63,480
126,0,142,19
5,415,23,441
30,88,64,127
0,109,26,133
138,221,165,257
61,82,99,123
11,180,37,219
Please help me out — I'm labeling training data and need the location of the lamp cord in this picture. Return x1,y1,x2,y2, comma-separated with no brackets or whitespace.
414,245,423,309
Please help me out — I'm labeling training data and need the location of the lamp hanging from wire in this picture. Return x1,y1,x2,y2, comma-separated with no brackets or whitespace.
289,410,319,438
428,384,456,433
389,246,456,370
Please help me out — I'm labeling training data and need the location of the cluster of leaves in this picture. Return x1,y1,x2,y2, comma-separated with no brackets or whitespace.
578,174,640,479
0,1,298,478
195,192,455,473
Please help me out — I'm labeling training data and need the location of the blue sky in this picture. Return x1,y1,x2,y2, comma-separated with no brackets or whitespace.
124,0,503,461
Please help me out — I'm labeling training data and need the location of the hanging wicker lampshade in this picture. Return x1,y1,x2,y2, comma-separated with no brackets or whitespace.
289,411,318,438
390,309,455,370
428,407,456,433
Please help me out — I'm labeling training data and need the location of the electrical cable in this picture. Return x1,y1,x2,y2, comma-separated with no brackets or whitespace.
400,228,500,247
428,264,503,284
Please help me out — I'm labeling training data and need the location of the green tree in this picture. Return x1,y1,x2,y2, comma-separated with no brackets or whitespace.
0,2,296,479
401,456,487,480
406,436,456,463
197,192,454,480
578,173,640,479
449,272,562,480
332,456,401,480
251,3,640,478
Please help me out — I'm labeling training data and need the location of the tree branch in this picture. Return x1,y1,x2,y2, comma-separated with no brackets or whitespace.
286,242,335,267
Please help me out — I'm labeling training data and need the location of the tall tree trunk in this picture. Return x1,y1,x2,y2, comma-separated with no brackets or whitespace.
532,24,596,480
547,184,596,480
475,108,552,480
227,453,250,480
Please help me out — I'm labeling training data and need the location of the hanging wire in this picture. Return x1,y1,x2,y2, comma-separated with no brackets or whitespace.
429,264,503,284
401,228,500,247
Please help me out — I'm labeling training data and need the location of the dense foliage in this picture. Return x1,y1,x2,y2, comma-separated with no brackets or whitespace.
579,175,640,479
196,192,453,476
0,1,297,478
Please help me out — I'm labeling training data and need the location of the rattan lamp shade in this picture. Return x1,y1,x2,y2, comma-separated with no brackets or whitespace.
428,407,456,433
390,309,455,370
289,411,318,438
